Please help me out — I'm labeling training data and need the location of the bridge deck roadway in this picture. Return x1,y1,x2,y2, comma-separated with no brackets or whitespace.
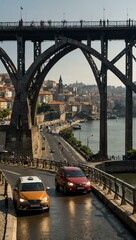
41,127,136,234
0,20,136,41
91,182,136,234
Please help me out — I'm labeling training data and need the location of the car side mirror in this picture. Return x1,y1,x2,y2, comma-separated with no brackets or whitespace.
46,187,50,191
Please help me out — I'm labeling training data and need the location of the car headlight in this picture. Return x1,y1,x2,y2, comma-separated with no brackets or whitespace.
19,198,27,203
86,181,91,186
67,182,74,186
42,197,48,202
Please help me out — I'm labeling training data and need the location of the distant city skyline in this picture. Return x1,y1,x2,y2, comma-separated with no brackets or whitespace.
1,0,136,87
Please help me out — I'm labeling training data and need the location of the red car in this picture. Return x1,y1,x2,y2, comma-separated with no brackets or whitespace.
55,166,91,194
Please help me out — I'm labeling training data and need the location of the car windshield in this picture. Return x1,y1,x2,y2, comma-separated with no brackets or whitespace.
20,182,44,191
65,170,85,178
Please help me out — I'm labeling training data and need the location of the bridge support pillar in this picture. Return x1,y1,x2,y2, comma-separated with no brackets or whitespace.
125,41,133,154
5,127,32,156
17,36,25,75
100,87,107,159
10,87,32,130
99,38,108,159
2,125,43,158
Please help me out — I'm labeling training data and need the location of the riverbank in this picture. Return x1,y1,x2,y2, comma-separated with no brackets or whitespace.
95,159,136,173
73,118,136,158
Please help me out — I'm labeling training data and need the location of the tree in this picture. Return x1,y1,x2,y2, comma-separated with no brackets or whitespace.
0,109,10,119
37,103,51,114
112,101,125,116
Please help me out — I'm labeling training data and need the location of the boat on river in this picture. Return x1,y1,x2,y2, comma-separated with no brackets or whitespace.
72,124,81,130
107,114,118,119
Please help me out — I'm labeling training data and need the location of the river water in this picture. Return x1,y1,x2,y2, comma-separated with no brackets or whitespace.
73,117,136,186
73,117,136,158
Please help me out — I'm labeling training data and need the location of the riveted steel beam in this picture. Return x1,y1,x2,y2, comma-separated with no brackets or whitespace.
17,36,25,76
125,40,133,154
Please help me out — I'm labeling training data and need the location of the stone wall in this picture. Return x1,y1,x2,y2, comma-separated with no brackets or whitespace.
0,131,6,150
31,126,43,159
0,126,31,156
0,125,44,158
96,160,136,173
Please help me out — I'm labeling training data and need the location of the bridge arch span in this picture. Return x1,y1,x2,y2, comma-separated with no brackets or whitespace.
2,37,135,156
26,37,136,94
23,37,136,157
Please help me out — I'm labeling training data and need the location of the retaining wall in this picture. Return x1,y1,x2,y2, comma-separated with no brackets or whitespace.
95,160,136,173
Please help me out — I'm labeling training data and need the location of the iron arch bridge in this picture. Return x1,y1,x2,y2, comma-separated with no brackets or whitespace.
1,20,136,157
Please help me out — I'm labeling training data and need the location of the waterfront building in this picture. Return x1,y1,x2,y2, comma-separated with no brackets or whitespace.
38,90,53,104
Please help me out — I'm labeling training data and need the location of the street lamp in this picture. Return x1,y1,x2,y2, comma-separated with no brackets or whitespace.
87,135,93,148
79,130,81,141
20,6,23,20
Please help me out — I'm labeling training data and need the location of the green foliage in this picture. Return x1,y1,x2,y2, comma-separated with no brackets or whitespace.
127,149,136,156
37,103,51,114
62,128,73,138
80,145,93,157
61,128,94,158
0,110,3,119
0,108,10,119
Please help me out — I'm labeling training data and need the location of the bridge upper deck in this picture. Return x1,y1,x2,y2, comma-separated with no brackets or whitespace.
0,20,136,41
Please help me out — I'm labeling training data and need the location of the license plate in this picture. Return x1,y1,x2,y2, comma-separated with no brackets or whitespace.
77,187,84,190
31,204,40,207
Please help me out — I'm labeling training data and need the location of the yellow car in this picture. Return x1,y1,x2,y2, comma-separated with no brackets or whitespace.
13,176,50,214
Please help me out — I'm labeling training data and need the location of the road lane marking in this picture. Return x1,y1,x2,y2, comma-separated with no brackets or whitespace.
2,169,20,175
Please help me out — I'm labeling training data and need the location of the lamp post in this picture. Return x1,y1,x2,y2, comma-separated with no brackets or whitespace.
20,6,23,20
79,130,81,141
103,8,105,21
87,135,93,148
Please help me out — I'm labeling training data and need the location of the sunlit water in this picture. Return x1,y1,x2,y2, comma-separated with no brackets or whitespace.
73,118,136,186
73,117,136,158
113,173,136,187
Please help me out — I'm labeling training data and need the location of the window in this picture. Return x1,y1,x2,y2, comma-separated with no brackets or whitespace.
20,182,44,191
65,170,85,178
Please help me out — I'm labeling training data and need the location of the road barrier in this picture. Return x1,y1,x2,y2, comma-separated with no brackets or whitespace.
1,156,136,233
0,170,8,205
1,157,136,216
0,170,17,240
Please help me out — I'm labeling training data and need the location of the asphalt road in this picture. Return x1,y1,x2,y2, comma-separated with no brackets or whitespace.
42,128,87,164
0,127,135,240
0,164,135,240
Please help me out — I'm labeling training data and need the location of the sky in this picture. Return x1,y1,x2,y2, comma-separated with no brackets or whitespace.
1,0,136,87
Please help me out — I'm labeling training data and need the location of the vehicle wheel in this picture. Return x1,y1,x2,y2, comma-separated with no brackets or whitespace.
63,186,67,195
13,200,18,213
13,198,16,206
87,190,91,194
55,181,60,191
16,206,20,216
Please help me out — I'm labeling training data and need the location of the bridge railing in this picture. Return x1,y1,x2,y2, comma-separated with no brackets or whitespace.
88,167,136,213
0,20,136,29
0,156,136,214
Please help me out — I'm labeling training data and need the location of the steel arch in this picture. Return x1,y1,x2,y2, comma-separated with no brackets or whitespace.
0,47,19,89
30,45,76,124
24,36,136,126
26,37,136,95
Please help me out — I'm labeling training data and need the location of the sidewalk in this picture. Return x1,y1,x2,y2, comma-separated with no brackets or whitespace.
0,175,17,240
0,183,7,240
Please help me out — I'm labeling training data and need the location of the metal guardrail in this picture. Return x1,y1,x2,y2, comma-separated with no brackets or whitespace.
89,167,136,213
0,20,136,29
0,156,136,214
